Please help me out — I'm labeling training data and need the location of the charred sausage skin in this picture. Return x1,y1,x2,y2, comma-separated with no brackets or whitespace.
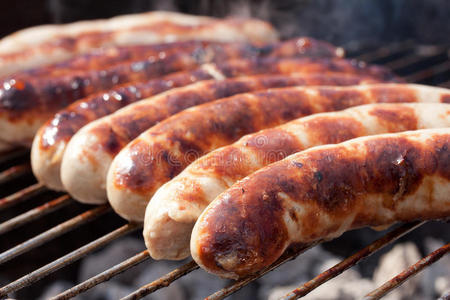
1,37,341,145
107,84,431,223
61,73,379,204
0,12,279,76
144,101,450,260
32,57,396,191
191,128,450,279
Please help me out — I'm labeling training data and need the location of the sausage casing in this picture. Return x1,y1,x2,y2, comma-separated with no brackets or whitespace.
4,38,340,146
191,128,450,278
0,12,279,76
107,83,438,223
32,57,396,191
145,101,450,260
61,73,379,204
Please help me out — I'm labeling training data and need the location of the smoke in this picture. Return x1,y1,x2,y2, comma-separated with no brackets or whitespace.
43,0,450,47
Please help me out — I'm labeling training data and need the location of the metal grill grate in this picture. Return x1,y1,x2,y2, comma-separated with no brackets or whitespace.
0,41,449,300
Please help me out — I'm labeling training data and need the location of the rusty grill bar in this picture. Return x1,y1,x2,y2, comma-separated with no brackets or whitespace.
364,243,450,300
0,183,46,211
0,41,449,300
0,204,111,266
280,221,425,300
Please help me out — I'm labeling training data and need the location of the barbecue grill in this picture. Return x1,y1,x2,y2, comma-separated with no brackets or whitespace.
0,40,448,300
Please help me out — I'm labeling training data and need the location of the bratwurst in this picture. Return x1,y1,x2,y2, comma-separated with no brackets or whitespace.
3,38,339,147
32,57,395,191
61,73,379,204
191,128,450,278
0,11,278,76
107,84,441,222
145,102,450,260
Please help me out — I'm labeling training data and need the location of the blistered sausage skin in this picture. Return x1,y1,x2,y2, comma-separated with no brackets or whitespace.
32,57,396,191
61,74,379,204
0,11,279,76
191,128,450,279
107,83,430,223
3,38,339,147
144,101,450,260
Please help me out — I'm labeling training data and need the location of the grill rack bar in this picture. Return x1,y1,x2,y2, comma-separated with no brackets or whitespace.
383,53,430,70
121,260,200,300
352,40,415,62
0,163,31,185
384,48,447,71
0,41,448,299
364,243,450,300
403,60,450,83
205,243,319,300
0,194,72,235
0,183,46,211
0,222,141,298
0,204,109,265
51,250,150,300
281,221,424,300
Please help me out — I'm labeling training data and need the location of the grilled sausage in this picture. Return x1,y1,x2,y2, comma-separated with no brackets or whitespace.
3,38,340,147
191,128,450,278
0,11,278,76
32,57,395,191
144,102,450,260
8,37,342,80
107,83,440,223
61,74,380,204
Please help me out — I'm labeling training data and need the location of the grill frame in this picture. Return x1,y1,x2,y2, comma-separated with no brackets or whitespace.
0,41,449,300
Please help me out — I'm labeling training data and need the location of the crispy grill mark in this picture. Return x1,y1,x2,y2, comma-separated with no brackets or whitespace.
87,124,127,156
40,85,140,149
369,86,417,103
304,115,366,145
244,129,303,164
317,89,373,111
197,147,250,181
369,105,418,132
112,139,184,195
431,136,449,180
441,95,450,104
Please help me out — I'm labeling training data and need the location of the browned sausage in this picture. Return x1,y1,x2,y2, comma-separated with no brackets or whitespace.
144,102,450,260
3,38,342,147
14,37,342,79
60,73,380,204
32,57,397,191
191,128,450,279
0,12,279,76
106,83,436,223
